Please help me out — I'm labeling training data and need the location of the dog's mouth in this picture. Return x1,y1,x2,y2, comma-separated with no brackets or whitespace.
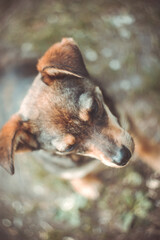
78,144,133,168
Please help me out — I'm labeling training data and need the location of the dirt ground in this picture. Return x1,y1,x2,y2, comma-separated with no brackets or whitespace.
0,0,160,239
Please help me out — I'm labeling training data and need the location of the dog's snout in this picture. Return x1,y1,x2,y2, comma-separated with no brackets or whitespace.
112,145,131,166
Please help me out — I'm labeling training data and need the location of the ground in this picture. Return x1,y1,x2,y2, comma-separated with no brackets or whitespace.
0,0,160,239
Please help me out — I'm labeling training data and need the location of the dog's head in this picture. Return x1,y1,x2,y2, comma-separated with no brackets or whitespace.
0,38,134,175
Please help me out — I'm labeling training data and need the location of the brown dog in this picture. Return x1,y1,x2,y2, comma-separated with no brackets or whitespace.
0,38,159,198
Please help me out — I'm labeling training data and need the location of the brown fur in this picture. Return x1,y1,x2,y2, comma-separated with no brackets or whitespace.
37,38,89,78
0,114,38,174
0,38,159,199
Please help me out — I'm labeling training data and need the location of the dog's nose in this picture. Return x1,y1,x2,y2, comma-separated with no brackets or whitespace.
112,145,131,166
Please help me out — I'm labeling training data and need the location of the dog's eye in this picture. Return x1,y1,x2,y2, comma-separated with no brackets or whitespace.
65,144,76,152
58,144,77,153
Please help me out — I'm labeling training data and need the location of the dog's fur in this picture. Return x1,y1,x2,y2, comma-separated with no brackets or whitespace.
0,38,159,197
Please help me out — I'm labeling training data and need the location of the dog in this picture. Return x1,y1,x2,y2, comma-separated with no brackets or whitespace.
0,38,159,198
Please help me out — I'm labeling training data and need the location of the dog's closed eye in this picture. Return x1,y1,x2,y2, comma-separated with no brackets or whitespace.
58,143,77,153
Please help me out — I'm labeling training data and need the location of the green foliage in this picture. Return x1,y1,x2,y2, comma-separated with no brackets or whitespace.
120,190,152,231
54,194,88,227
123,171,143,186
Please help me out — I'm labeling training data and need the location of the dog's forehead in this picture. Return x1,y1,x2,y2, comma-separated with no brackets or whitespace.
51,77,94,108
20,74,106,142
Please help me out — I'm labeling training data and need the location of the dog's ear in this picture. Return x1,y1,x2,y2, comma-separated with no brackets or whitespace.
0,114,38,175
37,38,89,85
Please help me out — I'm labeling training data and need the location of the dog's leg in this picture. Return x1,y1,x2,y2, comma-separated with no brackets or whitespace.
128,117,160,172
70,175,102,200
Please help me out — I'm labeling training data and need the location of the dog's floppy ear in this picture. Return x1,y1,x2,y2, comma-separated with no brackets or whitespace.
0,114,38,175
37,38,89,85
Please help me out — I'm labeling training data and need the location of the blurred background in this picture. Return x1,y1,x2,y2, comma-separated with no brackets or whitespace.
0,0,160,239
